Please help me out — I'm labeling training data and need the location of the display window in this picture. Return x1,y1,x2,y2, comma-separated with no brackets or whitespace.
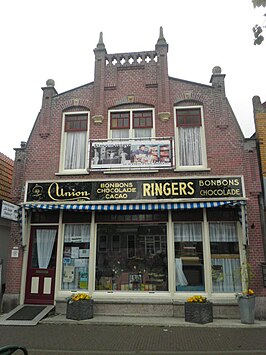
29,206,244,298
174,223,204,292
210,222,241,293
95,224,168,291
61,224,90,290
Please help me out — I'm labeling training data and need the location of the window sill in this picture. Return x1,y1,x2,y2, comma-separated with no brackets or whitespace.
174,167,211,172
55,170,90,176
103,169,159,174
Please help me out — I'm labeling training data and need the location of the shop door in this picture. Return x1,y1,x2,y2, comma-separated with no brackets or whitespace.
25,227,58,305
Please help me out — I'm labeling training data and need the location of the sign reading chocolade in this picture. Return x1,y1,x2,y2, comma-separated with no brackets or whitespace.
26,177,244,203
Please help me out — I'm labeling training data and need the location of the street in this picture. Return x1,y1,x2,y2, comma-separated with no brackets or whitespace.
1,323,266,355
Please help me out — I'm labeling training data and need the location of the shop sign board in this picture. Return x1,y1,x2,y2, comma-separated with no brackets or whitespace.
26,177,244,203
0,200,19,221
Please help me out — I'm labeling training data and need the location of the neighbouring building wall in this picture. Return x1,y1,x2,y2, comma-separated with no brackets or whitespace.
253,96,266,313
0,153,13,202
0,153,14,306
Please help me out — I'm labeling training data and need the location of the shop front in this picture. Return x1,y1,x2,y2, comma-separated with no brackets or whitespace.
22,176,247,308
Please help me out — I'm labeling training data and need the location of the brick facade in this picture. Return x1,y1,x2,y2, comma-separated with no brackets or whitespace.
3,29,266,316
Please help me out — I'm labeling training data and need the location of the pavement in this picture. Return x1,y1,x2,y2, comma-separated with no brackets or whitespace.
40,312,266,328
1,313,266,354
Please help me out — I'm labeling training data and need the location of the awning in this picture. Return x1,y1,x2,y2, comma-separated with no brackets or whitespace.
23,200,245,211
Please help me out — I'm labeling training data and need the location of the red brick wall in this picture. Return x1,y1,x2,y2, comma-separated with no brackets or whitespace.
7,39,265,298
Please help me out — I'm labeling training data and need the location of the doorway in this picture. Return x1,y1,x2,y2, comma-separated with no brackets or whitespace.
25,227,57,304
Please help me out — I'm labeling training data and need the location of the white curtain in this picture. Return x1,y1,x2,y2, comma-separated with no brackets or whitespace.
174,223,202,288
112,129,129,139
36,229,56,269
134,128,152,138
212,258,241,292
64,224,90,242
174,223,202,242
210,222,242,292
175,258,188,286
209,222,237,242
64,131,86,169
179,127,202,166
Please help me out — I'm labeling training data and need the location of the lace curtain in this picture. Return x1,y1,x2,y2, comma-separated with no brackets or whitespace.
64,131,86,169
112,129,129,139
36,229,56,269
174,223,202,287
210,222,242,293
179,127,202,166
174,223,202,242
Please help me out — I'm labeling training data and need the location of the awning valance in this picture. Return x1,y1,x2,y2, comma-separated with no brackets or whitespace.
23,200,244,211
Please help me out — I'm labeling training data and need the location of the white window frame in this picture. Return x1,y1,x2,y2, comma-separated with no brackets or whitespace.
174,106,207,171
108,108,155,139
59,111,90,174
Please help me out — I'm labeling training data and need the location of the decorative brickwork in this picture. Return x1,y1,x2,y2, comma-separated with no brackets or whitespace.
4,29,266,314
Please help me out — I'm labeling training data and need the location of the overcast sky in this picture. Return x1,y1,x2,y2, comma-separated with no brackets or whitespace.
0,0,265,160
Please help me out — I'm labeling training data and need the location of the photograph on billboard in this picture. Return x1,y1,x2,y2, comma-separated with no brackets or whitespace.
91,140,171,169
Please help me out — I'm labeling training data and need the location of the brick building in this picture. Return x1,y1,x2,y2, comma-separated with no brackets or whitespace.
253,96,266,289
2,28,266,318
0,152,14,297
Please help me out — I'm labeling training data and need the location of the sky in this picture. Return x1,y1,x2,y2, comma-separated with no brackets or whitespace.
0,0,265,160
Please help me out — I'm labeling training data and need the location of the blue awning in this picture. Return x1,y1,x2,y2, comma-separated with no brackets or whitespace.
23,200,244,211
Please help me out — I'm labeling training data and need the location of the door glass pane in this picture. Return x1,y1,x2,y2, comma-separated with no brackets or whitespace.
96,224,168,291
174,223,205,292
31,229,57,269
61,224,90,290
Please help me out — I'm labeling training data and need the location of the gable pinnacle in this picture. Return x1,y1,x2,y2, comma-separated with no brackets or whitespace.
156,26,168,51
96,32,106,50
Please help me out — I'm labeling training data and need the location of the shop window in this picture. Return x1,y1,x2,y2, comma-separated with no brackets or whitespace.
98,235,107,252
109,109,154,139
62,211,91,223
172,209,203,222
112,235,121,251
31,211,59,224
175,107,207,169
61,224,90,291
95,211,168,223
209,222,242,293
207,207,239,221
60,112,89,172
127,235,136,258
95,224,168,292
174,223,204,292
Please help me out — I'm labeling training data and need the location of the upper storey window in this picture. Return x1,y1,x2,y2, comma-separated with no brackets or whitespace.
90,108,172,170
110,109,154,139
60,112,89,173
175,107,207,170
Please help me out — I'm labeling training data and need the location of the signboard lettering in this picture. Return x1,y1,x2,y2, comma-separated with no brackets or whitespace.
26,177,244,203
0,200,19,221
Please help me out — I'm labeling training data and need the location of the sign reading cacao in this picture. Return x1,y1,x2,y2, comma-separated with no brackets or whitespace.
26,177,243,203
